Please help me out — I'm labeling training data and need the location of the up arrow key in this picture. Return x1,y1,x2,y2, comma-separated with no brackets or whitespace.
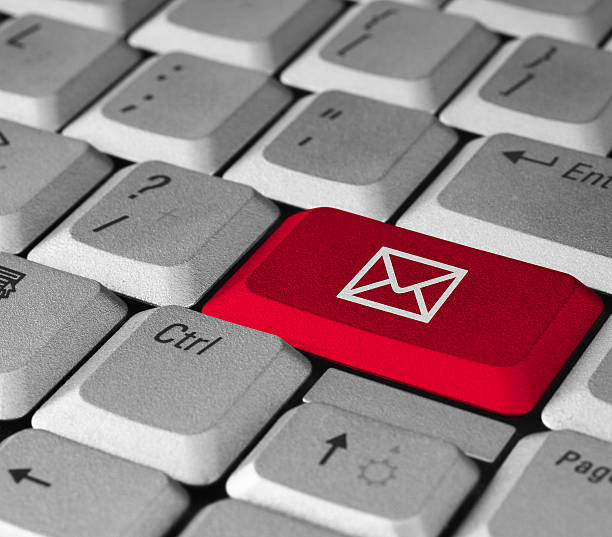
319,433,348,466
9,467,51,488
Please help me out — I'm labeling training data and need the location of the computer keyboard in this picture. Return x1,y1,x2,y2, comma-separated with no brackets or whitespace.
0,1,611,537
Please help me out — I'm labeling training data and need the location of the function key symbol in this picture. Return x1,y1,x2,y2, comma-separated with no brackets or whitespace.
0,265,25,300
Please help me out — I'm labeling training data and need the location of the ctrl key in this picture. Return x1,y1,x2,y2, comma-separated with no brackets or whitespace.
457,430,612,537
227,403,479,537
0,429,188,537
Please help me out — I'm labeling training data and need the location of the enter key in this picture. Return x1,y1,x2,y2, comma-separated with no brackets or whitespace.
398,133,612,293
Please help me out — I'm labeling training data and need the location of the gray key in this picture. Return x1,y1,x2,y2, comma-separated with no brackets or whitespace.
0,15,139,130
589,348,612,401
227,403,478,537
130,0,343,72
227,91,457,220
33,306,311,485
282,1,498,111
28,161,279,305
304,369,515,462
480,37,612,124
495,0,599,14
0,253,126,419
0,0,169,33
65,52,293,173
0,119,112,253
457,430,612,537
181,500,343,537
437,133,611,258
0,429,188,537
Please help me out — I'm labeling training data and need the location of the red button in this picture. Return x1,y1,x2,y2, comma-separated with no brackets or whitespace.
203,208,603,415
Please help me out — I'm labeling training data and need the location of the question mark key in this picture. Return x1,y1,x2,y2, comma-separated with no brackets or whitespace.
29,161,280,306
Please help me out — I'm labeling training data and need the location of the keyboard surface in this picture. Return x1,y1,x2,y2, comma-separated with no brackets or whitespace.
0,1,611,537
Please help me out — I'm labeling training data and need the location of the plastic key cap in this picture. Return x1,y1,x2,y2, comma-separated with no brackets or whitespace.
202,207,603,415
0,253,127,419
0,119,112,254
441,36,612,154
0,0,169,33
227,403,478,537
396,133,612,294
65,52,293,174
543,317,612,443
0,15,139,130
180,500,344,537
0,429,188,537
225,91,457,220
33,306,311,485
456,430,612,537
447,0,612,45
28,161,279,306
130,0,344,73
281,1,498,112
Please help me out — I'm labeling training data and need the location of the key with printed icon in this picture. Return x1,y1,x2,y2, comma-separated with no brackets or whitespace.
456,430,612,537
543,317,612,443
0,0,169,33
65,52,293,173
130,0,344,73
447,0,612,45
441,36,612,154
0,429,188,537
396,133,612,294
0,119,112,254
28,161,279,306
0,15,139,130
0,253,127,419
180,500,344,537
281,1,498,112
33,306,311,485
227,403,479,537
202,207,603,415
225,90,457,220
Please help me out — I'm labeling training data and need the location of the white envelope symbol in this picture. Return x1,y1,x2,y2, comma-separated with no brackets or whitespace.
337,246,468,323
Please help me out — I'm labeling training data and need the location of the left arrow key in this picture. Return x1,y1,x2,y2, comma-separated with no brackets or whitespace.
9,468,51,488
0,430,188,537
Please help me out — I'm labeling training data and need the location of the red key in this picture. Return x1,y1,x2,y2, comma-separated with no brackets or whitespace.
203,208,603,415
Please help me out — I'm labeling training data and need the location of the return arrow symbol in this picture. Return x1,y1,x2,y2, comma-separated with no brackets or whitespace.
9,468,51,488
502,150,558,167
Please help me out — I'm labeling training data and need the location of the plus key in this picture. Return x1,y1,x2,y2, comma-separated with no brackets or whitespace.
202,208,603,415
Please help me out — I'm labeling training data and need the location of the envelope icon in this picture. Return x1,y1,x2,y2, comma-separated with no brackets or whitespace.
337,247,468,323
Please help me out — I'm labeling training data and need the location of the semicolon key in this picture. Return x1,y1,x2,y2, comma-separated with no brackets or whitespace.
32,306,311,485
201,207,603,415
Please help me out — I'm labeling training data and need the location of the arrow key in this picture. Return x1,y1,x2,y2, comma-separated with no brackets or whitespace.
227,403,479,537
0,429,188,537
